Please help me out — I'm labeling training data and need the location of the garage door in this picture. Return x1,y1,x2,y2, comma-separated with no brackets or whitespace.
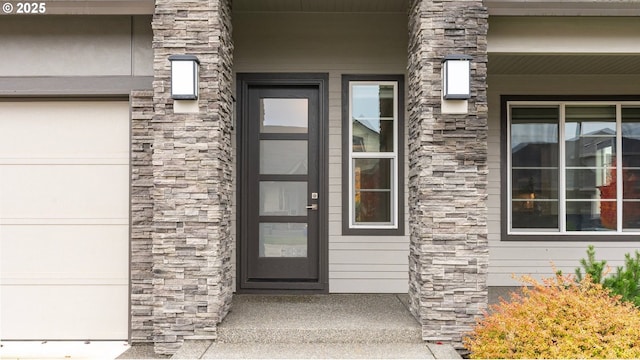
0,100,129,340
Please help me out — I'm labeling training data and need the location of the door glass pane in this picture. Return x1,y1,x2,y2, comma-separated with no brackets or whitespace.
260,182,307,216
261,99,308,133
622,107,640,229
259,223,307,258
351,84,395,152
260,140,308,174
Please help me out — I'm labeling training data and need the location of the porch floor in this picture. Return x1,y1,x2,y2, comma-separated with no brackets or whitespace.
218,294,421,344
169,294,461,359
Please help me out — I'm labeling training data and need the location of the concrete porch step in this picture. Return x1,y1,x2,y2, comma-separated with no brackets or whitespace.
170,341,462,359
198,342,436,359
216,294,422,344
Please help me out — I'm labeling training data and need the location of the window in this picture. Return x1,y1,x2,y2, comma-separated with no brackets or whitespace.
504,97,640,239
342,75,404,235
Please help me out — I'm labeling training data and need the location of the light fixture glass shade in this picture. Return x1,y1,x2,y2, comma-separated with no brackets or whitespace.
169,55,200,100
442,55,472,100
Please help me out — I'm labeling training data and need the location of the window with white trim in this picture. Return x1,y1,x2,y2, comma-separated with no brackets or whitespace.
506,100,640,237
342,75,404,235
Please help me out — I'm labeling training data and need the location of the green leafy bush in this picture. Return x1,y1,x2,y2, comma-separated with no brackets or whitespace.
575,245,640,307
463,274,640,359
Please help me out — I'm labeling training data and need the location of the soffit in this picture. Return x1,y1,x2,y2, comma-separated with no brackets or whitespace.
485,0,640,16
233,0,409,13
489,54,640,75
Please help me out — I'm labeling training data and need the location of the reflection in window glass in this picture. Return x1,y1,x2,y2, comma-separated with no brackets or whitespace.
347,79,401,231
343,75,404,235
351,85,394,152
622,107,640,229
565,106,617,230
353,158,392,223
511,107,560,230
509,103,640,234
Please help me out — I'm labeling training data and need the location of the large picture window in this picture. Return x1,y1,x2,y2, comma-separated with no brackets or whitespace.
342,75,404,235
505,98,640,239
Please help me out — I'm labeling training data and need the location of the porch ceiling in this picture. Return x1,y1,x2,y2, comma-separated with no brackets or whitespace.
489,54,640,75
233,0,408,13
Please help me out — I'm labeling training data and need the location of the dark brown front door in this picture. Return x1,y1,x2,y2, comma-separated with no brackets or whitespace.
238,74,327,291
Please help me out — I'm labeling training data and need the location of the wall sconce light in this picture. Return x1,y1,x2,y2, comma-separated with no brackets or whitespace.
169,55,200,100
442,55,472,100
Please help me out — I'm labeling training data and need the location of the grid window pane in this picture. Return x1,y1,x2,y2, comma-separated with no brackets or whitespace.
512,200,559,229
347,79,400,230
622,107,640,229
566,200,617,231
353,158,393,225
511,107,560,231
355,191,391,223
351,84,395,153
509,103,640,234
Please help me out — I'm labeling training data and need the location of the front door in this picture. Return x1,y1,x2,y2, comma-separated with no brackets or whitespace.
237,74,327,291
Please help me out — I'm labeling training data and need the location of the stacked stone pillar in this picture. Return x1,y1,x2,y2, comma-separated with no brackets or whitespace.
130,90,155,344
147,0,234,354
407,0,489,348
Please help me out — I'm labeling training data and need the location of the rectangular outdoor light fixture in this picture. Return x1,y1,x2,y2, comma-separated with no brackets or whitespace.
169,55,200,100
442,55,472,100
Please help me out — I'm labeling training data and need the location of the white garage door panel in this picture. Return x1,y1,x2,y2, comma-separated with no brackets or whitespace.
0,101,129,162
1,285,129,340
0,100,129,340
1,225,129,283
1,165,129,221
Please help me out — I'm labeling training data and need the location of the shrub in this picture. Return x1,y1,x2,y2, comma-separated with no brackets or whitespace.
575,245,640,307
463,274,640,359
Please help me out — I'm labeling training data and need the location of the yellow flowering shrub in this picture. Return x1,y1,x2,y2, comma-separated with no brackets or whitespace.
463,274,640,359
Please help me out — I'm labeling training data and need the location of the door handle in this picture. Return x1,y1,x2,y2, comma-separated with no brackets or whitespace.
306,204,318,211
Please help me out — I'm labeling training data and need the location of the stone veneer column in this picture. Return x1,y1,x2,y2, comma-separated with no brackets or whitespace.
407,0,489,349
150,0,234,354
130,90,155,344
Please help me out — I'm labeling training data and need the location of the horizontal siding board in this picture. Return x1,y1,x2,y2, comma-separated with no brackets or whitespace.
330,264,408,272
330,279,408,293
329,242,408,250
329,271,407,279
330,250,408,265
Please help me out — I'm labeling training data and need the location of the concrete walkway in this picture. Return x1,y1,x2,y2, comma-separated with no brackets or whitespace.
167,294,461,359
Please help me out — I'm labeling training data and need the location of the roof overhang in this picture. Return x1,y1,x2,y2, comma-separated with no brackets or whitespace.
485,0,640,16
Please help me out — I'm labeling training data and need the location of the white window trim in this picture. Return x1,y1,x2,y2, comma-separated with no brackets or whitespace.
347,80,399,230
507,100,640,236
